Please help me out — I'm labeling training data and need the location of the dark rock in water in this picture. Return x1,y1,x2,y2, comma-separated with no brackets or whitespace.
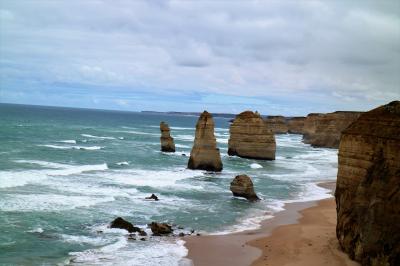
150,222,173,236
140,237,146,241
178,232,185,237
127,234,136,240
145,194,159,201
138,230,147,236
182,153,187,157
230,175,260,201
335,101,400,266
110,217,142,233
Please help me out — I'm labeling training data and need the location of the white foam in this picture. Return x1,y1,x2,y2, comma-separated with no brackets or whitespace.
39,144,104,150
27,227,44,233
250,163,263,169
0,194,115,212
175,144,190,148
61,234,109,246
59,140,77,144
174,135,194,141
115,130,158,136
170,126,194,130
81,134,116,140
116,161,129,166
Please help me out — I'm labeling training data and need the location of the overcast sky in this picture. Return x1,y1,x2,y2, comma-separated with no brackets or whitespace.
0,0,399,115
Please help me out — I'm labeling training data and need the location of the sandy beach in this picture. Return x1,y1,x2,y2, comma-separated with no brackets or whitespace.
184,181,359,266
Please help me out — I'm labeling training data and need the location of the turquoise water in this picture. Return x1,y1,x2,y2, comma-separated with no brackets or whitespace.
0,103,337,265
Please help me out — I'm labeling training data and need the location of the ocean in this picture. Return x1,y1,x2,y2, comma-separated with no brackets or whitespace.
0,103,337,265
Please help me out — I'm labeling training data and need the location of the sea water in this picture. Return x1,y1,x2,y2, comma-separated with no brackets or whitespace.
0,103,338,265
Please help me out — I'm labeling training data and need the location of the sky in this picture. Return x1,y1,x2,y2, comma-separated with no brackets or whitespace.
0,0,399,116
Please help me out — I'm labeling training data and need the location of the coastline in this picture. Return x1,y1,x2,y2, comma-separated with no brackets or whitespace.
183,181,359,266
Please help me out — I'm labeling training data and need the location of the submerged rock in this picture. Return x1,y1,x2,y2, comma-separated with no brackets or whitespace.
160,121,175,152
335,101,400,266
228,111,276,160
150,222,173,236
187,111,223,172
302,111,362,148
145,194,159,201
230,174,260,201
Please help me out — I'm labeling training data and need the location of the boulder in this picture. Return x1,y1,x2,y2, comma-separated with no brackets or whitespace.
188,111,223,171
335,101,400,266
264,116,288,134
110,217,142,234
228,111,276,160
302,111,362,148
287,116,306,134
150,222,173,236
230,174,260,201
160,121,175,152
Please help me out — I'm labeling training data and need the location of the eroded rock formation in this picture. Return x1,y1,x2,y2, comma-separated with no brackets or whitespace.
188,111,223,171
110,217,143,234
150,222,173,235
228,111,276,160
230,174,260,201
302,111,362,148
264,116,288,134
287,116,306,134
335,101,400,266
160,122,175,152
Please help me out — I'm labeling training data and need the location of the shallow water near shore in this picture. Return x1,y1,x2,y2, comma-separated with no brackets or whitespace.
0,104,337,265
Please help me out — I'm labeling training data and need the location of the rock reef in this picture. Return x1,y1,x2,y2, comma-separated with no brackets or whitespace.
160,121,175,152
264,116,288,134
188,111,223,172
228,111,276,160
302,111,362,148
230,174,260,201
335,101,400,266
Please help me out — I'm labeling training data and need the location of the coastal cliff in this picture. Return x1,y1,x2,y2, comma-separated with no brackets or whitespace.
228,111,276,160
335,101,400,266
160,122,175,152
264,116,288,134
303,111,362,148
188,111,223,172
287,116,306,134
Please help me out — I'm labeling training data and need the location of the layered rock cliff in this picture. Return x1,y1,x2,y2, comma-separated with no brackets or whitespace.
228,111,276,160
335,101,400,266
160,121,175,152
188,111,223,172
303,111,362,148
264,116,288,134
287,116,306,134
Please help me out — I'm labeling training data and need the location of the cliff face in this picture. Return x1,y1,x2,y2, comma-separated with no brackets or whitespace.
335,101,400,266
303,112,362,148
287,116,306,134
188,111,223,172
228,111,276,160
160,122,175,152
264,116,288,134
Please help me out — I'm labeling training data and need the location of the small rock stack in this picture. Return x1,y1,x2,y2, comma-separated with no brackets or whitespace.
160,121,175,152
188,111,223,172
230,175,260,201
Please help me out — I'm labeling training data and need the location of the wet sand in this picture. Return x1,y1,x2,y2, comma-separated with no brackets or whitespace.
184,181,359,266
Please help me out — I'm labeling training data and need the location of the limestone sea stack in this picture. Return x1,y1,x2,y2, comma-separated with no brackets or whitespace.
160,121,175,152
335,101,400,266
230,174,260,201
228,111,276,160
264,116,288,134
302,111,362,148
287,116,306,134
187,111,223,172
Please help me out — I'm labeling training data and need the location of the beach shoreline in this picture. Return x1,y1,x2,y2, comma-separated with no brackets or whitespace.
183,181,359,266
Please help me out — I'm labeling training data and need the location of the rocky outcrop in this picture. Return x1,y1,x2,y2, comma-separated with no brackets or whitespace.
287,116,306,134
150,222,173,236
335,101,400,266
230,175,260,201
264,116,288,134
228,111,276,160
145,194,159,201
160,122,175,152
110,217,143,234
303,111,362,148
188,111,223,171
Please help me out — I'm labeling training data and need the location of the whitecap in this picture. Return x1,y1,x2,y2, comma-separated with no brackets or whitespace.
250,163,263,169
58,140,77,144
175,144,190,148
81,134,116,140
116,161,129,166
